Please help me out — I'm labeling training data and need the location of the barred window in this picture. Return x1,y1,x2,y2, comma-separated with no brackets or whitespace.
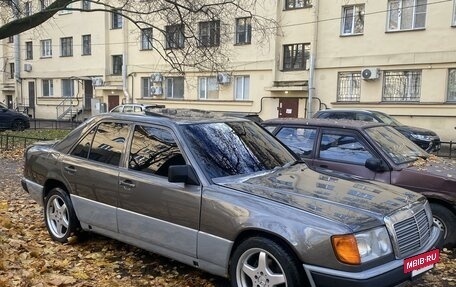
447,69,456,102
337,72,361,102
382,71,421,102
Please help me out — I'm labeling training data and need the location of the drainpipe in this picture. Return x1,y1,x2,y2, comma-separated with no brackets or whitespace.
307,0,319,118
122,16,131,103
12,0,21,107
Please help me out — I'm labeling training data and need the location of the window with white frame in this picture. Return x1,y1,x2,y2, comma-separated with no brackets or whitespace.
41,39,52,57
165,24,185,49
165,77,184,99
382,70,421,102
112,10,122,29
337,72,361,102
141,28,153,50
341,5,364,35
60,37,73,57
283,43,310,70
448,69,456,102
199,21,220,47
198,77,219,99
25,41,33,60
82,35,91,55
285,0,312,10
234,76,250,100
141,77,152,98
387,0,427,31
235,17,252,44
112,55,123,75
61,79,74,97
42,79,54,97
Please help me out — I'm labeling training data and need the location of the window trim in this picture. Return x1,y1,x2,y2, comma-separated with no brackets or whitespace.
82,34,91,55
447,69,456,102
60,37,73,57
61,79,74,97
9,63,14,79
341,4,365,36
198,76,219,99
40,39,52,58
234,75,250,100
453,0,456,26
387,0,427,32
112,55,123,75
111,10,123,29
165,24,185,49
283,43,310,71
198,20,221,47
165,77,185,99
25,41,33,60
337,72,361,102
42,79,54,97
284,0,312,10
235,17,252,45
382,70,422,102
140,28,153,50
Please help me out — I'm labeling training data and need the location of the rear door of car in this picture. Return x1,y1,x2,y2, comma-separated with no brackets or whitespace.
61,121,130,233
117,124,201,259
312,128,391,183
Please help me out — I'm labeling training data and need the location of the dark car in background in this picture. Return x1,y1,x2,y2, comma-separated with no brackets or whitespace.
21,110,442,287
0,103,30,131
313,109,441,152
263,118,455,247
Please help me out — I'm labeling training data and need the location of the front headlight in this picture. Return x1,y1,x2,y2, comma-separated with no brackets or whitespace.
332,227,393,265
410,133,433,141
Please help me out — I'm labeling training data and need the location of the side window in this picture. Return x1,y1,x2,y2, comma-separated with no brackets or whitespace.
356,113,375,122
111,106,121,113
318,132,373,165
129,125,185,176
276,127,316,158
123,105,134,113
71,128,96,158
87,122,129,166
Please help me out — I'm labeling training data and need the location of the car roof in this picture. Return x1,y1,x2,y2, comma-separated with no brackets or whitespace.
315,109,386,115
262,118,387,130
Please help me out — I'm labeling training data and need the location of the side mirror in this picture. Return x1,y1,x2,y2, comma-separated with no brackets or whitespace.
168,165,200,185
365,157,389,172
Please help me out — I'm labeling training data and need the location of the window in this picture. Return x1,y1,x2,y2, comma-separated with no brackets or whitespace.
199,21,220,47
341,5,364,35
141,28,153,50
82,35,91,55
41,39,52,57
382,71,421,102
62,79,74,97
165,24,185,49
337,72,361,102
276,127,316,158
82,0,90,10
24,1,31,16
9,63,14,79
453,0,456,26
112,55,123,75
40,0,49,11
129,125,184,176
141,77,151,98
447,69,456,102
42,79,54,97
165,77,184,99
235,17,252,44
112,10,122,29
387,0,427,31
60,37,73,57
8,36,14,43
234,76,250,100
25,41,33,59
285,0,311,10
198,77,219,99
283,43,310,70
319,132,373,165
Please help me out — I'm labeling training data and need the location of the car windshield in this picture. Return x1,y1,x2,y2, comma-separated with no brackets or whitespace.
180,121,296,179
366,126,428,164
373,112,403,126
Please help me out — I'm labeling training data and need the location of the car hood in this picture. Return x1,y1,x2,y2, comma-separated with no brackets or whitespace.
395,125,438,136
213,164,423,230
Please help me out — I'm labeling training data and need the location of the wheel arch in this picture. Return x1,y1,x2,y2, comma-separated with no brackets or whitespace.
43,179,69,199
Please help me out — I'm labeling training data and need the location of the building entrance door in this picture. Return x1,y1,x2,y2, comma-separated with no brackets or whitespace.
6,95,13,109
278,98,299,118
108,95,119,111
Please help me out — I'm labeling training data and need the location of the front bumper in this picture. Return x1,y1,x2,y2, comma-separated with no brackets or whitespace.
303,225,444,287
21,178,44,206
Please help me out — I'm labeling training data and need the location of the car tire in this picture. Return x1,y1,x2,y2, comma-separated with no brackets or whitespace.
430,203,456,247
44,188,80,243
11,119,26,131
229,237,307,287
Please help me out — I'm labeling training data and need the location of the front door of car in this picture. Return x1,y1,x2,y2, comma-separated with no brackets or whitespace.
312,129,391,183
61,121,130,233
117,124,201,259
0,108,9,129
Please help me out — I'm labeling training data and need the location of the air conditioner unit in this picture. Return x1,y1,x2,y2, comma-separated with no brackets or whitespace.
217,73,231,85
24,63,32,72
92,77,104,87
151,72,163,82
361,68,379,80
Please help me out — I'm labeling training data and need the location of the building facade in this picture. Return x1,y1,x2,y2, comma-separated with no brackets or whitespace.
1,0,456,140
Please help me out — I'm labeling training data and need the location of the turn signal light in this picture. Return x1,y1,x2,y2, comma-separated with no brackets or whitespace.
332,234,361,265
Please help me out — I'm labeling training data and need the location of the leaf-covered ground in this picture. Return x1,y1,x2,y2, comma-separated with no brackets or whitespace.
0,149,454,287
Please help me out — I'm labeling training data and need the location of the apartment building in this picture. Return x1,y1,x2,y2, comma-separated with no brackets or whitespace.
1,0,456,140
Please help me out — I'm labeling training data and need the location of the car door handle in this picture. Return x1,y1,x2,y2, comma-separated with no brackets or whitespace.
64,166,76,174
120,180,136,189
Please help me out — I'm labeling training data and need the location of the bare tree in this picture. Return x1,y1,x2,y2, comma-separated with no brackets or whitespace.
0,0,277,72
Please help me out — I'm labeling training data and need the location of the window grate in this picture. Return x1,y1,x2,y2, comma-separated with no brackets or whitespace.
382,71,421,102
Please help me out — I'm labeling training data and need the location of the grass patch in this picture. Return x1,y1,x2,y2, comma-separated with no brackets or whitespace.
2,129,70,140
